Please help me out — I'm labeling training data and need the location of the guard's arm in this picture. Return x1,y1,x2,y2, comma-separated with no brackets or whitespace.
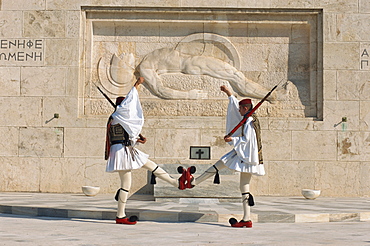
137,134,146,144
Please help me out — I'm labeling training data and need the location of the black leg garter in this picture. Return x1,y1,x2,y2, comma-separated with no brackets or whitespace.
242,192,255,206
115,188,129,201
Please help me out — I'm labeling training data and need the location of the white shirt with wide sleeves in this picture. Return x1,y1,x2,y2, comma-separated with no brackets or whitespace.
220,95,265,175
106,87,149,172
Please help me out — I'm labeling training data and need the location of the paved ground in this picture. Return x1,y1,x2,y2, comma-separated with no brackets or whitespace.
1,213,370,245
1,192,370,223
1,192,370,245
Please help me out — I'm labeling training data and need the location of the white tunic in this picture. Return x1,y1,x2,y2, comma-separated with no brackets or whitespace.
105,87,149,172
220,96,265,176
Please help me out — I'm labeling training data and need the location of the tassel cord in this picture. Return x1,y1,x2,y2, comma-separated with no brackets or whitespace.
213,165,220,184
150,166,159,184
242,192,255,206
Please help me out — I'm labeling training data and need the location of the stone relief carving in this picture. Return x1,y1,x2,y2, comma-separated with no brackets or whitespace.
98,52,136,98
86,8,322,118
98,33,276,102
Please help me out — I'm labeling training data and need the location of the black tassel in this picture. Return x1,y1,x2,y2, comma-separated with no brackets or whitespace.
150,166,159,185
150,173,157,184
247,192,255,206
214,172,220,184
114,189,121,201
213,165,220,184
242,192,255,206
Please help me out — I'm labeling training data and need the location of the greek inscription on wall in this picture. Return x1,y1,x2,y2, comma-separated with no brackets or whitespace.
0,39,43,65
360,47,369,70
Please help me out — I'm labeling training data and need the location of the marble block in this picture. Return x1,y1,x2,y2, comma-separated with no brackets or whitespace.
154,165,241,200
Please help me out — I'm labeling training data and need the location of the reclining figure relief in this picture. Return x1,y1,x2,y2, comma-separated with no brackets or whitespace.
98,33,275,102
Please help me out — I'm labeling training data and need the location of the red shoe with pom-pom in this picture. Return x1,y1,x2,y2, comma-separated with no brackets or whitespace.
229,218,252,228
116,215,138,225
178,166,187,190
185,166,196,189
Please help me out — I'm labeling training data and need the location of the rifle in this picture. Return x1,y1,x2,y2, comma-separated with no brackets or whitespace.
96,85,145,141
97,86,115,108
225,80,284,138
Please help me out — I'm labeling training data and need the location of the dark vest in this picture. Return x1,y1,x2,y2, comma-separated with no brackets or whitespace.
251,115,263,164
105,116,131,160
109,124,131,146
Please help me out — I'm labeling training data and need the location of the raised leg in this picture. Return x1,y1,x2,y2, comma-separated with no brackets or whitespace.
142,160,178,187
194,160,227,186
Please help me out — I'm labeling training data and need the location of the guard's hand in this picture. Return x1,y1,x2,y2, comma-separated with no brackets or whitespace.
137,136,147,144
224,135,232,142
220,85,232,97
134,77,145,88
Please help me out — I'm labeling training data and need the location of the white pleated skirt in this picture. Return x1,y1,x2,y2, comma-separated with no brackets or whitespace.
220,149,265,176
106,144,149,172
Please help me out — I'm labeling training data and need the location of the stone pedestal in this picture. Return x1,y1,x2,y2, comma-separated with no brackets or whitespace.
154,163,241,202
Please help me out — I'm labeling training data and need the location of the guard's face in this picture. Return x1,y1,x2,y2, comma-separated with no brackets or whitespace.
239,105,249,116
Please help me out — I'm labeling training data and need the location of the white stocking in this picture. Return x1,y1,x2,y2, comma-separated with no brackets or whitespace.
117,170,132,218
240,172,252,221
194,160,227,185
143,160,178,187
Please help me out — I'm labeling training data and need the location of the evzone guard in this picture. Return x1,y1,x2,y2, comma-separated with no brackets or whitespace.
104,77,195,225
178,85,274,228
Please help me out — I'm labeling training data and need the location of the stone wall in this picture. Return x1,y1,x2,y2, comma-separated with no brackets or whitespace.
0,0,369,198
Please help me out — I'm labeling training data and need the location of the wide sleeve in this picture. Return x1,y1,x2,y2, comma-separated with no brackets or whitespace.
111,87,144,141
231,117,259,165
225,95,243,137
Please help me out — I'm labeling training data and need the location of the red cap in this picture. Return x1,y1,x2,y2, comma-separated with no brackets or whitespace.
115,97,125,106
239,99,252,105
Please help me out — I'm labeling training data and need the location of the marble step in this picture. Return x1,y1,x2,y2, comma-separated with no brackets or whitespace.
154,171,241,200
